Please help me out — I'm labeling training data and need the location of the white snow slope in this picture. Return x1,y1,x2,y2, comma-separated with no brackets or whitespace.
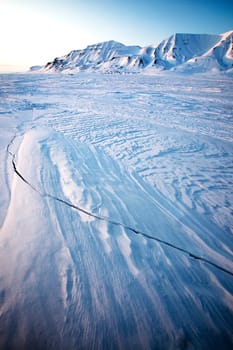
42,40,141,73
35,30,233,74
0,72,233,349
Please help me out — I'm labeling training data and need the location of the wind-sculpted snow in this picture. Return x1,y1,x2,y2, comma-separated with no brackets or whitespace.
1,127,233,349
0,73,233,349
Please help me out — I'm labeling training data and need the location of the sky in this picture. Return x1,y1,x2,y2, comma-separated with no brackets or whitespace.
0,0,233,72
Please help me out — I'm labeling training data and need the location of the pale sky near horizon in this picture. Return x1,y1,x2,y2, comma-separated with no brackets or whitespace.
0,0,233,72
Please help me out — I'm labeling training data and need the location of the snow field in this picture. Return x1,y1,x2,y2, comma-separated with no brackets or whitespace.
0,72,233,349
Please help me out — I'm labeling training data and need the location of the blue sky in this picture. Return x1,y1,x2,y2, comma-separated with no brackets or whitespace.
0,0,233,71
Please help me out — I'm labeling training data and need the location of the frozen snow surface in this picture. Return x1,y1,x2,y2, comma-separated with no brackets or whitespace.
35,30,233,74
0,71,233,349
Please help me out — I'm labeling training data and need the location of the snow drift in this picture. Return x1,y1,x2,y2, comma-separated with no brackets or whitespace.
1,126,233,349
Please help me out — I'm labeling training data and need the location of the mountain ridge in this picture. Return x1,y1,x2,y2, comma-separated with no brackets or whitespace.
32,30,233,74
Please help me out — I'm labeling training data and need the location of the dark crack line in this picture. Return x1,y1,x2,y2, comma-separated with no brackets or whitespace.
12,157,42,194
6,135,16,157
7,139,233,278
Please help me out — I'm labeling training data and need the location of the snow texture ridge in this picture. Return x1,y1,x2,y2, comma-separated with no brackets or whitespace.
33,30,233,74
1,124,233,348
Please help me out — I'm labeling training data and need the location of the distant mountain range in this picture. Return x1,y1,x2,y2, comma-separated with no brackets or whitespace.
31,30,233,74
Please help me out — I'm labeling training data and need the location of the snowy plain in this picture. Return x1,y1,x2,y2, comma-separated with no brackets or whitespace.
0,72,233,349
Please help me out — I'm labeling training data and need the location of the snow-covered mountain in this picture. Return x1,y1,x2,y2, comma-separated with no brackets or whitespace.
41,40,141,73
33,30,233,73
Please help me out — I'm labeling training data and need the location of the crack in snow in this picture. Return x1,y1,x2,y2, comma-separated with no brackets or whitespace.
7,135,233,278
